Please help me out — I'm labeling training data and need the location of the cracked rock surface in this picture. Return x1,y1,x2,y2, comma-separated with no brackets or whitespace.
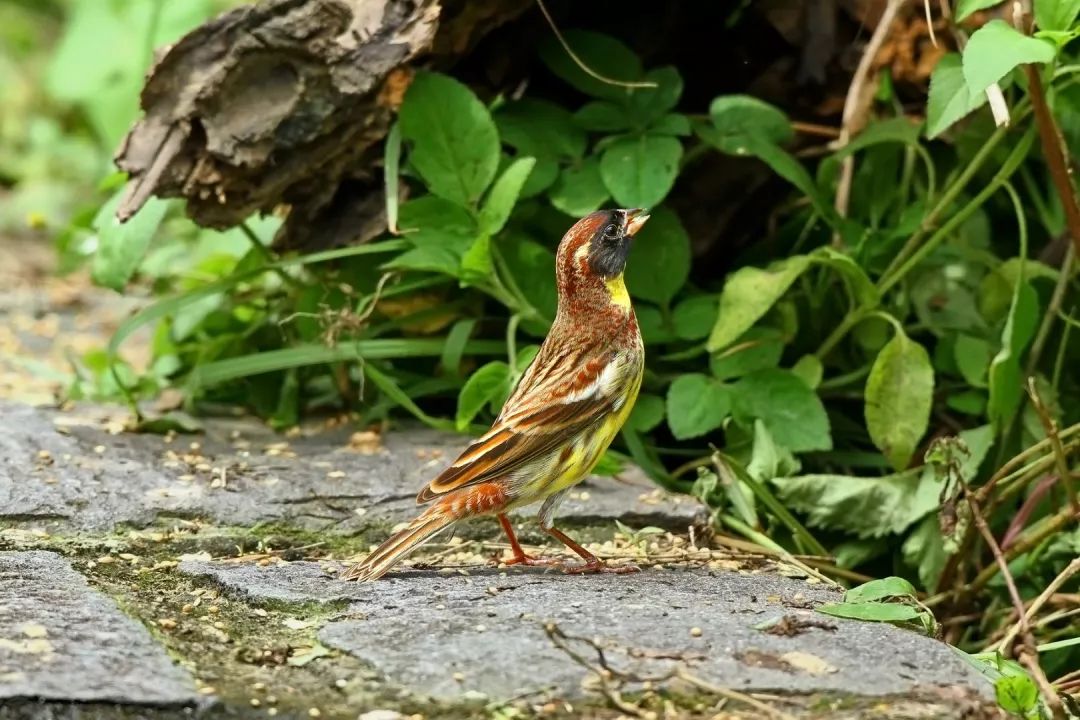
181,560,993,702
0,551,198,706
0,401,700,536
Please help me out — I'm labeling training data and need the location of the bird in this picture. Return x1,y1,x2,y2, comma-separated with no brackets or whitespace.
341,208,649,581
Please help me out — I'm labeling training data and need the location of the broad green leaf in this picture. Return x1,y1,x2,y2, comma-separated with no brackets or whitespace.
627,66,683,126
962,21,1055,96
1035,0,1080,31
539,30,643,102
441,319,477,376
666,373,732,440
926,53,989,139
672,295,719,340
707,255,811,351
636,304,676,344
549,158,610,217
772,467,933,538
995,675,1040,716
708,95,793,147
903,515,948,590
627,394,665,433
501,236,558,328
978,257,1059,323
457,361,510,430
816,602,923,623
479,157,536,235
732,369,831,453
956,0,1004,21
865,329,934,470
624,207,690,305
91,191,169,291
388,197,477,276
790,355,824,389
459,234,492,284
495,100,586,159
747,419,799,483
710,327,785,380
399,71,499,206
574,101,633,132
650,113,692,136
844,577,917,603
954,334,993,387
988,282,1039,430
599,134,682,209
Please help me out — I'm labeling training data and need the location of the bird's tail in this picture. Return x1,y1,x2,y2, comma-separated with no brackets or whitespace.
340,505,454,582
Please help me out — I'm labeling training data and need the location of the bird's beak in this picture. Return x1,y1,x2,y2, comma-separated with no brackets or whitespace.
624,208,650,237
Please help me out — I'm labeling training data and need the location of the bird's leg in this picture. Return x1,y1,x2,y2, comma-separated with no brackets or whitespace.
544,526,640,575
497,514,559,566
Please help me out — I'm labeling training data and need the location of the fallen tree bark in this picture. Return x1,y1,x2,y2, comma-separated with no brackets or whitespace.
115,0,528,249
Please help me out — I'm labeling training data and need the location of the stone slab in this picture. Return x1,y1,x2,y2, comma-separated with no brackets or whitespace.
0,551,198,705
179,560,993,703
0,402,700,536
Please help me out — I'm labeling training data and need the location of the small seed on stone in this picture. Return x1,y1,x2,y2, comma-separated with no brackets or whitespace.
308,708,321,718
158,618,177,630
690,627,703,637
452,672,465,682
249,698,261,707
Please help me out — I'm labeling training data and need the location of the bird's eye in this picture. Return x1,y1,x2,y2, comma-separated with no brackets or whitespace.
602,223,620,240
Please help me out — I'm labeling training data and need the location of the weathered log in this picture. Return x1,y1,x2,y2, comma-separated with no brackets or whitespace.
115,0,527,249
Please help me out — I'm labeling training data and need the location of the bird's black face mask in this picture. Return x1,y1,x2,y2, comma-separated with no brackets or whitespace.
587,210,632,279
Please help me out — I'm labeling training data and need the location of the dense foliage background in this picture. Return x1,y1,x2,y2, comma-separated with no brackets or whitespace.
2,1,1079,715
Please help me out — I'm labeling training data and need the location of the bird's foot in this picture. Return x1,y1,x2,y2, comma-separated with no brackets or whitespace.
561,559,640,575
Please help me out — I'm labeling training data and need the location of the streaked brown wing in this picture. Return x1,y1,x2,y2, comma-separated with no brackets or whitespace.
416,340,619,503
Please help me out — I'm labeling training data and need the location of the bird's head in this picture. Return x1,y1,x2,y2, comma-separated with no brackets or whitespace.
555,208,649,311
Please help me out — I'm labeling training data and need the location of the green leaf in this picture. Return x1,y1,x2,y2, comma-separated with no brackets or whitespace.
496,99,586,159
710,328,785,380
1035,0,1080,31
708,95,793,147
791,355,824,389
903,515,948,589
732,369,831,453
672,295,719,340
441,319,477,376
399,71,500,206
988,282,1040,430
549,158,610,217
955,0,1004,21
844,577,917,603
865,329,934,470
627,394,665,433
707,255,811,351
816,602,923,623
479,157,536,235
459,234,493,284
457,361,511,430
624,207,690,304
926,53,990,139
627,66,683,126
91,191,169,291
574,101,633,132
747,419,799,483
501,236,558,327
650,114,692,136
539,30,643,102
995,675,1040,715
599,134,682,209
388,196,478,276
954,334,993,387
773,467,935,538
666,373,732,440
962,21,1055,96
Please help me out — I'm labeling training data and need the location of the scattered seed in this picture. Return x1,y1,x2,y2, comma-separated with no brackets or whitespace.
690,627,703,637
